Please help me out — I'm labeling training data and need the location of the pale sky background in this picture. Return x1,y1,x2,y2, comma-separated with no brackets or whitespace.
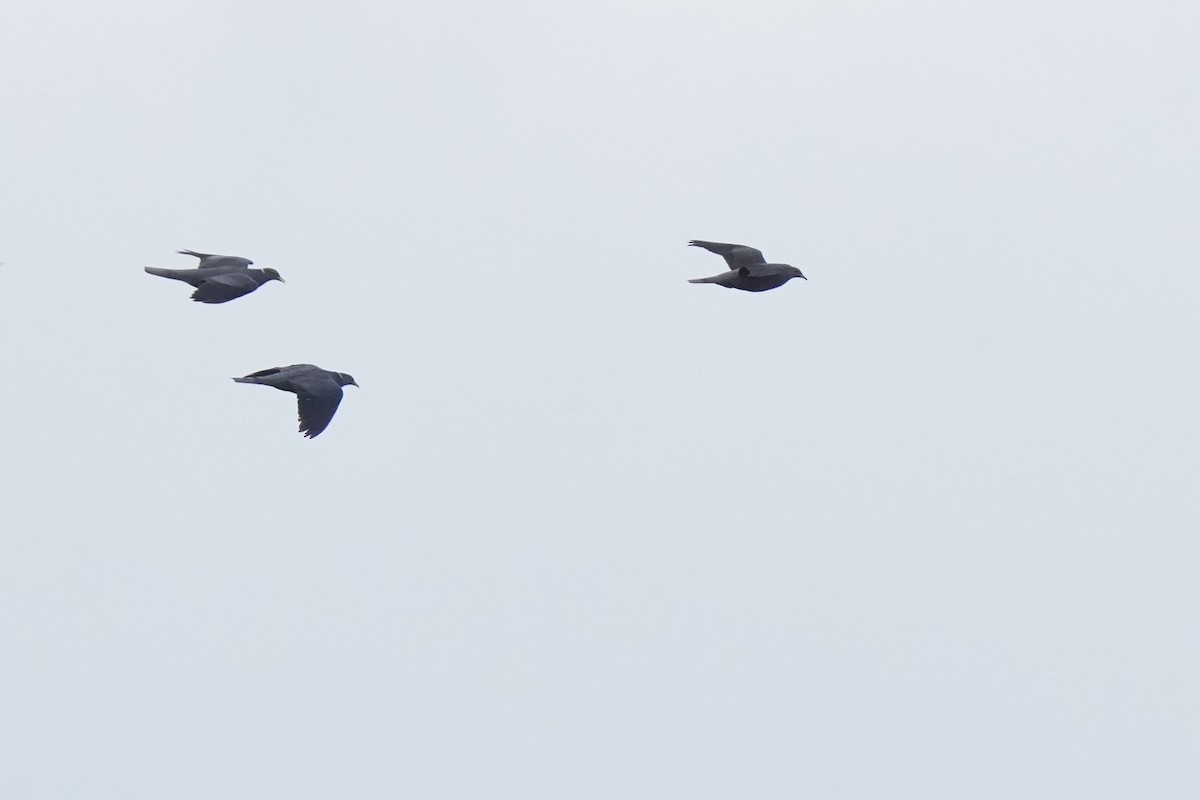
2,0,1199,797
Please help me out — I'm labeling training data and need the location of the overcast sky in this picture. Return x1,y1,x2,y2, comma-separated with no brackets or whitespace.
2,0,1199,797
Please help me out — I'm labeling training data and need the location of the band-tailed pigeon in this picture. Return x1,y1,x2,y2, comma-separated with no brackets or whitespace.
233,364,358,438
687,240,806,292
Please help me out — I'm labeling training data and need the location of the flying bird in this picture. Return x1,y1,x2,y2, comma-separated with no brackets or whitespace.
233,364,358,438
177,249,255,269
687,240,806,292
144,260,284,303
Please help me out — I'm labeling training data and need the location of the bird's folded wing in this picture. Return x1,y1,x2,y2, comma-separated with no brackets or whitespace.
688,240,766,269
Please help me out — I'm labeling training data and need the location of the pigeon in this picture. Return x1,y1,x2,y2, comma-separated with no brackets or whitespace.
144,263,284,303
177,249,254,269
233,364,358,438
687,240,806,292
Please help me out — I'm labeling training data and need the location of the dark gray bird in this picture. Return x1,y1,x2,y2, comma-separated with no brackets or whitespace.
144,263,284,303
233,364,358,438
687,240,806,292
177,249,254,269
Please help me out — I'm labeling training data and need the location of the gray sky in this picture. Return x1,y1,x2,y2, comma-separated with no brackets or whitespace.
2,0,1199,797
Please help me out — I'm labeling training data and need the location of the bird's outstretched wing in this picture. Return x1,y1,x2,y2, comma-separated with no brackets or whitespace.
178,249,254,269
191,272,258,303
240,367,284,381
296,387,344,438
688,240,766,269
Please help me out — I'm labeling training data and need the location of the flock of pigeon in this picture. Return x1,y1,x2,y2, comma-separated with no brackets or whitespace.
144,240,805,438
144,249,358,439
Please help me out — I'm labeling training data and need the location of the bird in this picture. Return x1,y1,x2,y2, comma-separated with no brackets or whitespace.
687,240,806,292
143,261,284,303
233,364,359,438
176,249,254,269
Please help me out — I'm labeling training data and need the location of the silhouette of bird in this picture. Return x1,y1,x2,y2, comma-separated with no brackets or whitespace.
687,240,806,292
233,364,358,438
144,260,284,303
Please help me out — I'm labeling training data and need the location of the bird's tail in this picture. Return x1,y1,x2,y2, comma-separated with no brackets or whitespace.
687,276,721,284
232,376,261,384
144,266,186,281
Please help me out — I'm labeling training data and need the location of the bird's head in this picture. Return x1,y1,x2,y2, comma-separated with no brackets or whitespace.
337,373,359,388
262,268,285,283
782,264,807,281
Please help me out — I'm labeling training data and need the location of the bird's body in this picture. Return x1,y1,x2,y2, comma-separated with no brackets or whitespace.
687,240,806,292
687,270,801,292
144,264,284,303
234,364,358,438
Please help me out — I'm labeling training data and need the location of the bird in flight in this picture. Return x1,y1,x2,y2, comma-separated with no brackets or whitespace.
687,240,806,292
233,364,359,438
144,249,283,303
